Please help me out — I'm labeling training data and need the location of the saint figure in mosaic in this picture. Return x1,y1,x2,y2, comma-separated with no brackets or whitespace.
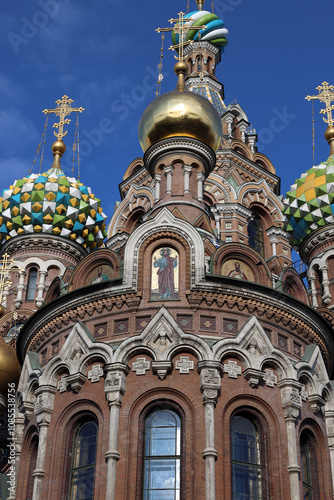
152,248,178,300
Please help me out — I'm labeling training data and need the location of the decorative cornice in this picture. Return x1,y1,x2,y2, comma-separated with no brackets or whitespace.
300,224,334,262
266,226,290,240
1,233,87,261
186,76,223,93
211,203,252,220
106,232,129,250
184,40,221,60
144,137,216,178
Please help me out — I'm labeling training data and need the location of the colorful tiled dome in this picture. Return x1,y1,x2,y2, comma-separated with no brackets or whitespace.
283,155,334,248
172,11,228,53
0,167,107,250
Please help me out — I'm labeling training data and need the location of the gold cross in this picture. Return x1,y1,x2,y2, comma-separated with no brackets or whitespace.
306,82,334,126
0,254,23,306
156,12,206,62
42,95,84,140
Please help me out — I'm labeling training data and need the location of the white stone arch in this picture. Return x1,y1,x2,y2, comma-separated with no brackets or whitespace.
113,306,212,364
212,315,296,380
204,175,234,203
40,322,114,387
123,207,205,290
107,184,154,237
45,260,66,275
239,180,285,219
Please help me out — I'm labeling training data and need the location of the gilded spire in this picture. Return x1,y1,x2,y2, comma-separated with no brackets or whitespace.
306,82,334,156
42,95,84,168
43,95,84,140
196,0,204,10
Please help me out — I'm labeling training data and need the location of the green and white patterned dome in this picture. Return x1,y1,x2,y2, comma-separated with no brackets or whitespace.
283,155,334,248
0,167,107,250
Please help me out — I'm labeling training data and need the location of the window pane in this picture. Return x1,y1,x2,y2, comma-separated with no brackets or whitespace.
232,464,261,499
144,410,181,500
70,422,97,500
150,427,176,456
26,269,37,301
232,416,262,500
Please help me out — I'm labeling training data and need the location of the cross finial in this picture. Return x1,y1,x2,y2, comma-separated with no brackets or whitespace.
306,82,334,126
42,95,84,140
156,12,206,62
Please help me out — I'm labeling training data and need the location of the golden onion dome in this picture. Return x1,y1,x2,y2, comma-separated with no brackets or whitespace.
0,332,21,396
138,62,222,153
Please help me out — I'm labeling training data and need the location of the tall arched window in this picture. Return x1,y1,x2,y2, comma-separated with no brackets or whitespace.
26,268,38,301
248,216,264,256
143,409,181,500
69,421,98,500
26,436,38,500
301,439,312,499
231,415,262,499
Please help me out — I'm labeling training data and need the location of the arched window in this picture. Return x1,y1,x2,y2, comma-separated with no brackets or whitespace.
26,436,38,500
143,409,181,499
26,268,38,301
300,431,321,499
301,439,312,499
69,421,98,500
231,415,262,499
248,216,264,256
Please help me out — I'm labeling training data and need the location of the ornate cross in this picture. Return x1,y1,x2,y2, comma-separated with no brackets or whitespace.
43,95,84,140
156,12,206,62
306,82,334,126
0,253,23,306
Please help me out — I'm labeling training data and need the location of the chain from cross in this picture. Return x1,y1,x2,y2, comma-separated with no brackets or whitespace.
306,82,334,126
42,95,85,140
0,253,23,305
156,12,206,62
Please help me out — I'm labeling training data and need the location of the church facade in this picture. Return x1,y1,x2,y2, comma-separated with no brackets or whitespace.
1,3,334,500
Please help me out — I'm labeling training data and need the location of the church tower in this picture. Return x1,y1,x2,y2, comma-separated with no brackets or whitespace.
2,2,334,500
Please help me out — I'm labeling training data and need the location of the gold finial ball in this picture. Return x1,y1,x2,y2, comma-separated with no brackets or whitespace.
174,61,188,75
325,125,334,143
0,336,21,395
51,139,66,155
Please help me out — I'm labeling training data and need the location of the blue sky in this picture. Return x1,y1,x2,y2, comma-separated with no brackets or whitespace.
1,0,333,222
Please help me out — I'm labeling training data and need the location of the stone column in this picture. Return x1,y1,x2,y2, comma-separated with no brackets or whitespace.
32,385,56,500
325,410,334,495
14,270,26,309
154,173,161,202
309,274,318,308
214,215,220,238
197,172,205,201
198,361,222,500
183,165,192,194
321,265,332,304
164,166,174,194
279,381,302,500
225,116,233,140
36,270,47,308
104,363,129,500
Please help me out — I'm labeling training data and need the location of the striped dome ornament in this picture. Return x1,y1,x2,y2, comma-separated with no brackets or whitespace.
172,10,229,54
